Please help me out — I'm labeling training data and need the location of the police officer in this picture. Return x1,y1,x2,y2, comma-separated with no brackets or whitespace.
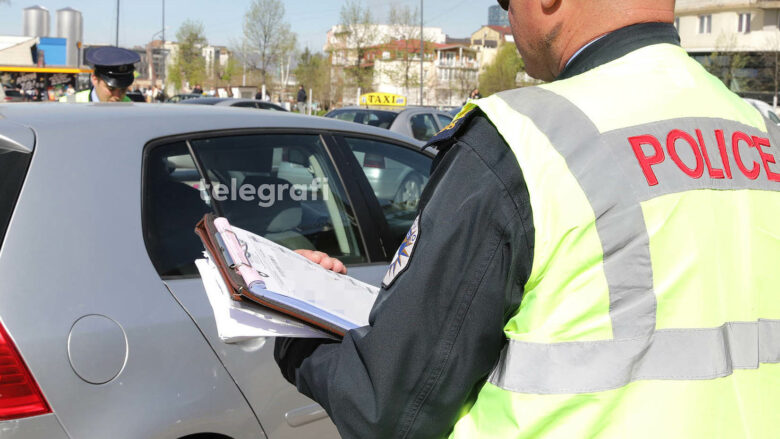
61,46,139,102
276,0,780,437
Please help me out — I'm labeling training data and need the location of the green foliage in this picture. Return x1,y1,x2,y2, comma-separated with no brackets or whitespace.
219,57,240,83
339,0,374,91
294,48,334,108
243,0,296,88
384,3,424,94
169,20,207,90
478,43,525,96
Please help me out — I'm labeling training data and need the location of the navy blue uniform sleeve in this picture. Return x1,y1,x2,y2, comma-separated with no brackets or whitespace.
275,113,534,438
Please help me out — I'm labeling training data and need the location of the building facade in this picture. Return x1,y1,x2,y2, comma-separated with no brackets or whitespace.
367,40,479,106
470,25,513,70
676,0,780,101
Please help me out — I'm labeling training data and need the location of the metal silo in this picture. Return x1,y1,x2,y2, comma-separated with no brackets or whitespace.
23,5,50,38
56,8,84,66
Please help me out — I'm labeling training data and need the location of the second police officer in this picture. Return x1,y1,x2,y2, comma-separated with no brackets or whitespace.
61,46,139,103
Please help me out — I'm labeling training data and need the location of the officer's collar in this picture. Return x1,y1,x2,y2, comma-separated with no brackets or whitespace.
556,22,680,81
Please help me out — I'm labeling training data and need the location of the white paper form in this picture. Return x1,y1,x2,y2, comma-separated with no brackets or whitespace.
195,257,333,342
228,225,380,332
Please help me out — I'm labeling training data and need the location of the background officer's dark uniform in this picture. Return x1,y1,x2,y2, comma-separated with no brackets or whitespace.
276,23,681,439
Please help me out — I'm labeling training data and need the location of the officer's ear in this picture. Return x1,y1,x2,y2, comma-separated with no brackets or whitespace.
91,74,100,87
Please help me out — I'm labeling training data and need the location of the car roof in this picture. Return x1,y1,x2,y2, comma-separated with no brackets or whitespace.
182,97,284,108
0,103,424,151
179,97,231,104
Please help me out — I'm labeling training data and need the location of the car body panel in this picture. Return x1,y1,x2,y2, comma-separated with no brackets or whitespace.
0,119,35,153
0,103,417,438
180,97,288,111
744,98,780,126
164,264,385,438
0,114,263,438
0,414,69,439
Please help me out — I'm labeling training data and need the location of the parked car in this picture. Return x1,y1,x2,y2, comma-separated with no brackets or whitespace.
744,98,780,126
125,90,147,102
0,103,434,438
1,87,25,103
166,93,203,103
324,106,455,142
180,97,287,111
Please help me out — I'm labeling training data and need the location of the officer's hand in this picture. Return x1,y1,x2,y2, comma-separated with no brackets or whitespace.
295,249,347,275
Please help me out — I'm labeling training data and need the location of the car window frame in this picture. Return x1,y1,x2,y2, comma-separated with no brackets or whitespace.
329,133,436,261
141,127,386,280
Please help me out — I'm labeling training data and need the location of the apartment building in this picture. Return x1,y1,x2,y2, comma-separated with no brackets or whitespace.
469,25,513,70
366,40,479,106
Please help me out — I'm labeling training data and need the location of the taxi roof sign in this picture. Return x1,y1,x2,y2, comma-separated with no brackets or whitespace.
360,92,406,107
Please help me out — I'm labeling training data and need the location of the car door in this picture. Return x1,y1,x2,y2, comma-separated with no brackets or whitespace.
143,129,394,438
329,134,435,258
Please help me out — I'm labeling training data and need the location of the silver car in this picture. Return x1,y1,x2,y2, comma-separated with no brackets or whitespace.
0,103,433,438
324,107,454,142
179,97,288,111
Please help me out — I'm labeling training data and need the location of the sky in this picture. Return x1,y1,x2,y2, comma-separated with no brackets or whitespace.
0,0,499,52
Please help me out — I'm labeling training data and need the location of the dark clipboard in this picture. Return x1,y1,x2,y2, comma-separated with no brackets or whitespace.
195,213,354,338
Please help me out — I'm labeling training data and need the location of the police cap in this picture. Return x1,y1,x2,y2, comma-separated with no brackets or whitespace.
86,46,140,89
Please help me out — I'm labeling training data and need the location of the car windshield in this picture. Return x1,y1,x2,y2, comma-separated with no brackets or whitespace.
330,110,399,129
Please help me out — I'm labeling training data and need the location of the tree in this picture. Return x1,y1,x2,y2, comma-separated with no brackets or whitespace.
218,56,240,85
242,0,296,89
337,0,374,91
384,2,425,96
295,48,334,110
705,34,752,93
761,34,780,108
169,20,207,91
479,42,525,96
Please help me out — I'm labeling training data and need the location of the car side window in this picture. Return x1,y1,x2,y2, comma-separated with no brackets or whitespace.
143,142,213,277
409,113,438,141
332,111,357,122
343,137,432,250
191,134,368,264
436,114,453,128
232,102,257,108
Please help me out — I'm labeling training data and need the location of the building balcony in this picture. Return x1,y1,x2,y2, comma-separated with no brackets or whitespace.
434,59,479,69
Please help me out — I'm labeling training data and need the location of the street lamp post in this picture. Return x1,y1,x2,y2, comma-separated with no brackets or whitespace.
420,0,424,105
115,0,120,46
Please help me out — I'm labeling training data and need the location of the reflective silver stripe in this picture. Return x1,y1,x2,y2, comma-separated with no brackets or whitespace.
494,88,780,339
485,88,780,395
489,319,780,394
497,87,657,338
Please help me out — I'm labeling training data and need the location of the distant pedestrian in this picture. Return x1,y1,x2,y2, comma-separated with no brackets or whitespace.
192,84,203,95
296,85,307,113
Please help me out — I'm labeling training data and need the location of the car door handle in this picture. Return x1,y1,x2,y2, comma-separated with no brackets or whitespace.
285,404,329,427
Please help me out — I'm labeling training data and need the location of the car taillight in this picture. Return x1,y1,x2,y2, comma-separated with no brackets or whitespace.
0,322,51,421
363,153,385,169
3,97,12,102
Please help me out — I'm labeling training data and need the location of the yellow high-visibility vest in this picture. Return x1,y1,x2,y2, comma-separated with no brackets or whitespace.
451,43,780,438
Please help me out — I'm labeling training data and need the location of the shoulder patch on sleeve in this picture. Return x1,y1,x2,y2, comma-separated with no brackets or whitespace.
382,215,420,289
426,106,478,150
